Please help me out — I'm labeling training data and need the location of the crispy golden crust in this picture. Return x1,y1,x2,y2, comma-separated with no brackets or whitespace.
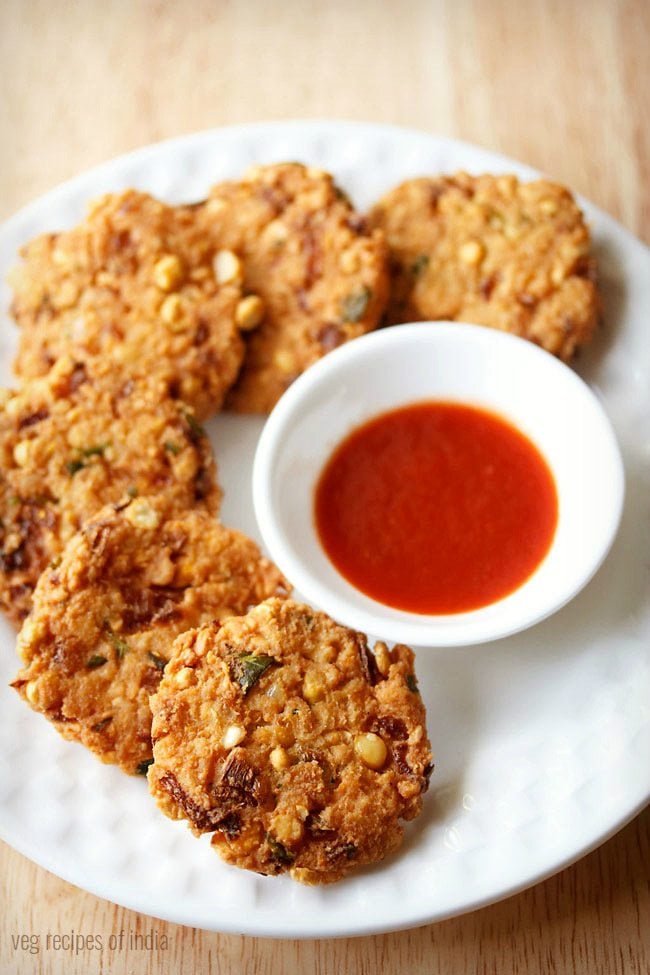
0,357,219,625
9,190,247,418
149,598,432,884
367,173,599,359
199,163,390,412
11,500,289,774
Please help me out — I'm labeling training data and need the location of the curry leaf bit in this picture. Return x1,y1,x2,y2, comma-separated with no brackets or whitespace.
164,440,182,455
341,286,372,323
136,759,154,776
91,716,113,733
232,653,277,695
81,442,110,458
65,442,110,476
87,654,108,670
410,253,430,276
147,651,168,672
104,625,128,660
333,184,351,205
181,408,206,443
266,833,295,866
32,493,57,507
405,673,419,693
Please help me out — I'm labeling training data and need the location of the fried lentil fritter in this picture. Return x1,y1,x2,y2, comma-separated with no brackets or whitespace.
148,598,432,884
9,189,251,418
199,163,389,412
367,173,598,359
0,357,219,625
11,499,289,774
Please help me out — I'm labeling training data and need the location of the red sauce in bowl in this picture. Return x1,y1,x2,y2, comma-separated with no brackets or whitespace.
314,401,558,614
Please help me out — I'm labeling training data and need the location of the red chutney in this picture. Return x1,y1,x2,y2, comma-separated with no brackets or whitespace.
314,401,558,615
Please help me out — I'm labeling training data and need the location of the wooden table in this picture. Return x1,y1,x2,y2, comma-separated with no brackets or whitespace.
0,1,648,972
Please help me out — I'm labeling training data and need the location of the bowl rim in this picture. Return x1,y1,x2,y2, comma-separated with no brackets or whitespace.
252,322,626,646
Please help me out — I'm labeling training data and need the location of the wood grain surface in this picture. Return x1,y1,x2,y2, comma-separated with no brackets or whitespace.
0,1,648,973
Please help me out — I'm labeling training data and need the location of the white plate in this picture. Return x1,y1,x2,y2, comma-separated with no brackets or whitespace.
0,122,648,939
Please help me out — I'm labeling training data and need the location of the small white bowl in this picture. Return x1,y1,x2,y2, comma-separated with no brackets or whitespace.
252,323,625,647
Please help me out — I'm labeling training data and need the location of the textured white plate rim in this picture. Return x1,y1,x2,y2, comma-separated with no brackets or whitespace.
0,120,648,939
3,117,649,256
2,119,545,231
1,794,647,940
